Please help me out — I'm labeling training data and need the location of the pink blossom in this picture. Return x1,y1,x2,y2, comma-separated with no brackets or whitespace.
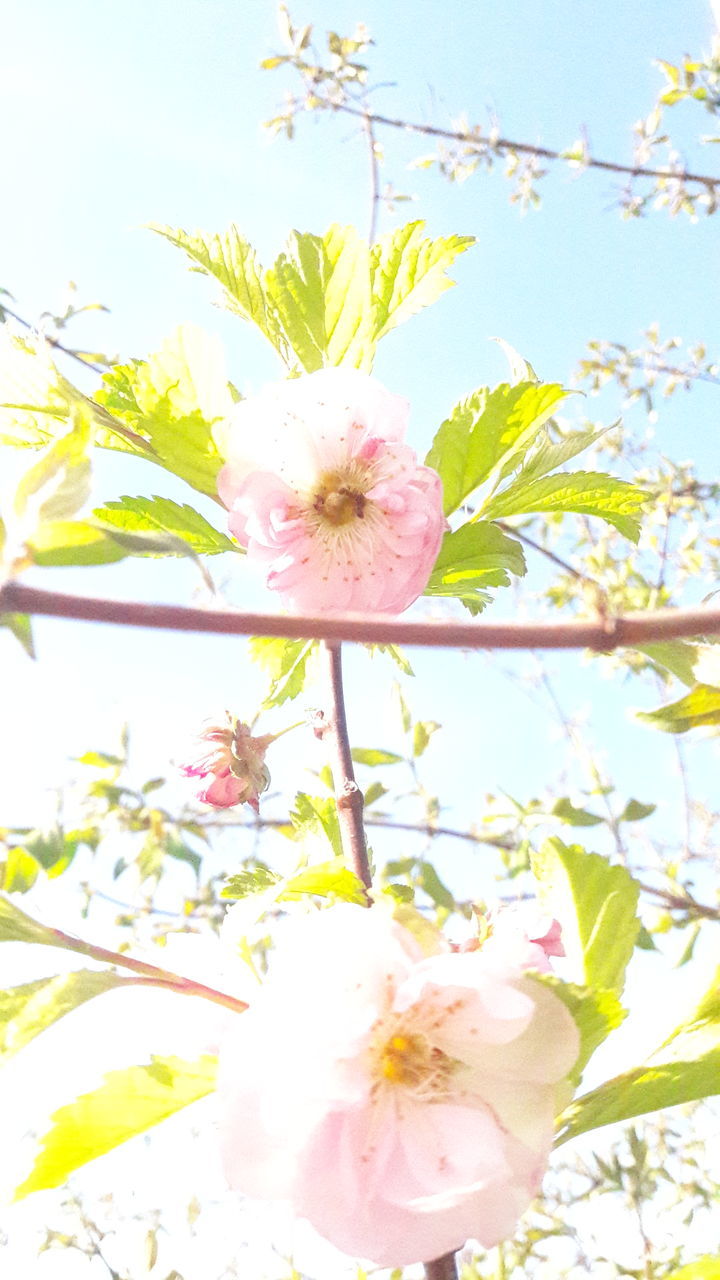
217,368,446,614
480,904,565,974
218,904,579,1266
178,713,273,811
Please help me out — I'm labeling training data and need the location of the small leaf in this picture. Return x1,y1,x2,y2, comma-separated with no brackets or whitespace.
426,382,569,517
412,721,441,758
13,407,92,526
637,684,720,734
551,798,603,827
14,1055,218,1198
351,748,404,767
418,862,455,912
370,222,474,342
424,521,526,613
93,496,238,556
249,636,316,708
290,793,343,860
531,840,640,995
27,520,128,567
619,799,656,822
636,641,699,687
281,859,367,905
221,866,282,899
482,471,646,542
0,612,35,658
0,970,129,1062
664,1258,720,1279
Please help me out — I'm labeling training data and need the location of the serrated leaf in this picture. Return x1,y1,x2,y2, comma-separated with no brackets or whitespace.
637,684,720,734
290,793,343,860
556,965,720,1145
490,337,539,384
531,840,640,995
365,643,414,676
248,636,316,708
424,521,526,612
0,612,35,657
265,226,373,372
370,222,474,342
482,471,646,542
514,425,611,486
93,496,238,556
530,973,626,1083
94,325,232,497
281,858,367,904
221,866,282,899
0,332,77,448
351,748,404,766
0,970,129,1062
426,383,569,517
14,1054,217,1198
150,224,283,352
551,798,603,827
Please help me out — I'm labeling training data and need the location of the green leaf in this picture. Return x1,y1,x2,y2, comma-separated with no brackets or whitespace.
0,970,128,1062
281,858,367,905
248,636,316,708
27,520,128,567
424,521,526,613
418,862,455,913
551,798,603,827
290,793,343,860
14,1054,217,1198
636,641,699,687
351,748,404,767
75,751,125,769
664,1258,720,1280
556,965,720,1145
513,425,611,487
13,407,92,526
265,226,373,372
530,973,627,1083
426,382,569,517
412,721,441,758
1,845,41,893
93,496,238,556
619,799,657,822
637,684,720,734
94,325,232,497
490,337,540,385
482,471,646,542
0,332,78,448
369,222,474,342
0,894,69,946
365,643,414,676
0,612,35,658
150,224,283,352
221,866,282,899
531,840,640,995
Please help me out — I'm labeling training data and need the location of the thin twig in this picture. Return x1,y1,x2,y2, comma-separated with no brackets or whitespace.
328,100,720,193
1,305,108,375
362,109,381,245
316,640,372,892
4,581,720,650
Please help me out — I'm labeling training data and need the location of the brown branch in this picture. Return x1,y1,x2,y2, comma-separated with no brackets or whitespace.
424,1251,459,1280
362,109,381,245
316,641,372,892
328,100,720,192
1,305,108,375
4,581,720,650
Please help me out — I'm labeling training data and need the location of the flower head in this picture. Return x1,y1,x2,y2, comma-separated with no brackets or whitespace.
178,713,273,810
217,368,445,614
480,904,565,974
219,904,579,1266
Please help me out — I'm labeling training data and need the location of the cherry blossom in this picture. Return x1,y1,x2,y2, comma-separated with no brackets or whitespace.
217,368,446,614
218,904,579,1266
178,713,273,810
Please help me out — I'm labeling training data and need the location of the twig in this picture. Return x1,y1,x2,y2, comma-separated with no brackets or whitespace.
4,580,720,650
362,109,381,245
315,640,372,892
1,305,108,375
327,100,720,194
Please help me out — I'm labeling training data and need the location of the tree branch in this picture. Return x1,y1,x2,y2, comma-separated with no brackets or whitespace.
424,1250,459,1280
4,581,720,650
315,640,372,892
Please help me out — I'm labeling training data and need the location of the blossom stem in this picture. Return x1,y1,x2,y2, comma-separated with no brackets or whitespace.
39,921,249,1014
424,1250,459,1280
317,640,372,895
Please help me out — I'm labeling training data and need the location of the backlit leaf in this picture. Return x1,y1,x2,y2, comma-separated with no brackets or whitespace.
249,636,316,708
637,683,720,734
0,970,129,1062
370,222,474,341
482,471,646,542
93,496,238,556
425,521,526,612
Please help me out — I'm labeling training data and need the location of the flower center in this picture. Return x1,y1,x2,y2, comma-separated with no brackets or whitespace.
377,1030,453,1097
312,470,367,527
